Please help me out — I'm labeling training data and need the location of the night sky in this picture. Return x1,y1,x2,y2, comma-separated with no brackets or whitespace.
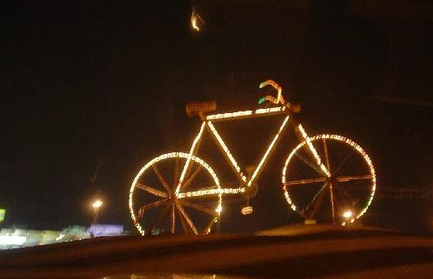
1,1,433,233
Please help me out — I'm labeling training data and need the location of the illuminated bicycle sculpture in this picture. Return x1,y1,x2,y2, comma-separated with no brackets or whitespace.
129,80,376,235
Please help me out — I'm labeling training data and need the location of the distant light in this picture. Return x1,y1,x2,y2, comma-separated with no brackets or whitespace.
191,9,203,32
0,235,26,246
92,200,102,208
304,219,317,225
87,224,123,237
191,17,199,31
0,209,5,222
215,205,222,213
343,210,353,218
56,233,65,241
342,210,355,226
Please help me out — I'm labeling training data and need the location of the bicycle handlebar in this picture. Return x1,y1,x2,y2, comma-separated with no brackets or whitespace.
259,80,284,105
258,79,301,113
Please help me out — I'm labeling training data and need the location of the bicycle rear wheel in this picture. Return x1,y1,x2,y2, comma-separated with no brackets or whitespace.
282,135,376,225
129,152,222,235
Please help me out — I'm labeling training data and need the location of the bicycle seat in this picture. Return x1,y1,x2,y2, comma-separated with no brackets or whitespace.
185,101,217,118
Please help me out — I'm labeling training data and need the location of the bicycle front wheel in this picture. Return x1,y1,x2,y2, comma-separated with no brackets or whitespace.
282,135,376,225
129,152,222,235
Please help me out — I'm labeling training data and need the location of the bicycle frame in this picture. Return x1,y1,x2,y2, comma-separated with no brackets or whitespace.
129,80,377,234
175,105,330,198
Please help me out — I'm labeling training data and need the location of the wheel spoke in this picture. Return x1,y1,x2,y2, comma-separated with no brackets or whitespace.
152,164,172,193
329,181,337,224
305,182,329,219
321,139,337,223
171,203,176,234
336,174,374,183
179,164,203,192
173,157,180,188
137,199,168,220
135,182,169,198
176,207,189,233
175,200,198,234
307,182,329,208
294,151,326,176
322,138,332,173
331,148,356,177
284,177,327,186
180,199,218,216
148,203,172,235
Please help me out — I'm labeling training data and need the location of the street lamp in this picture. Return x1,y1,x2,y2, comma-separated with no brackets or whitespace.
92,200,103,224
342,210,354,226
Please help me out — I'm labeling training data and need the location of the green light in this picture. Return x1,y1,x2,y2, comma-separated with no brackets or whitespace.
258,96,266,104
0,209,5,222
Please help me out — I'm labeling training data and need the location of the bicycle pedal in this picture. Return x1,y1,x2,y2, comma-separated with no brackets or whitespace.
241,206,253,215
